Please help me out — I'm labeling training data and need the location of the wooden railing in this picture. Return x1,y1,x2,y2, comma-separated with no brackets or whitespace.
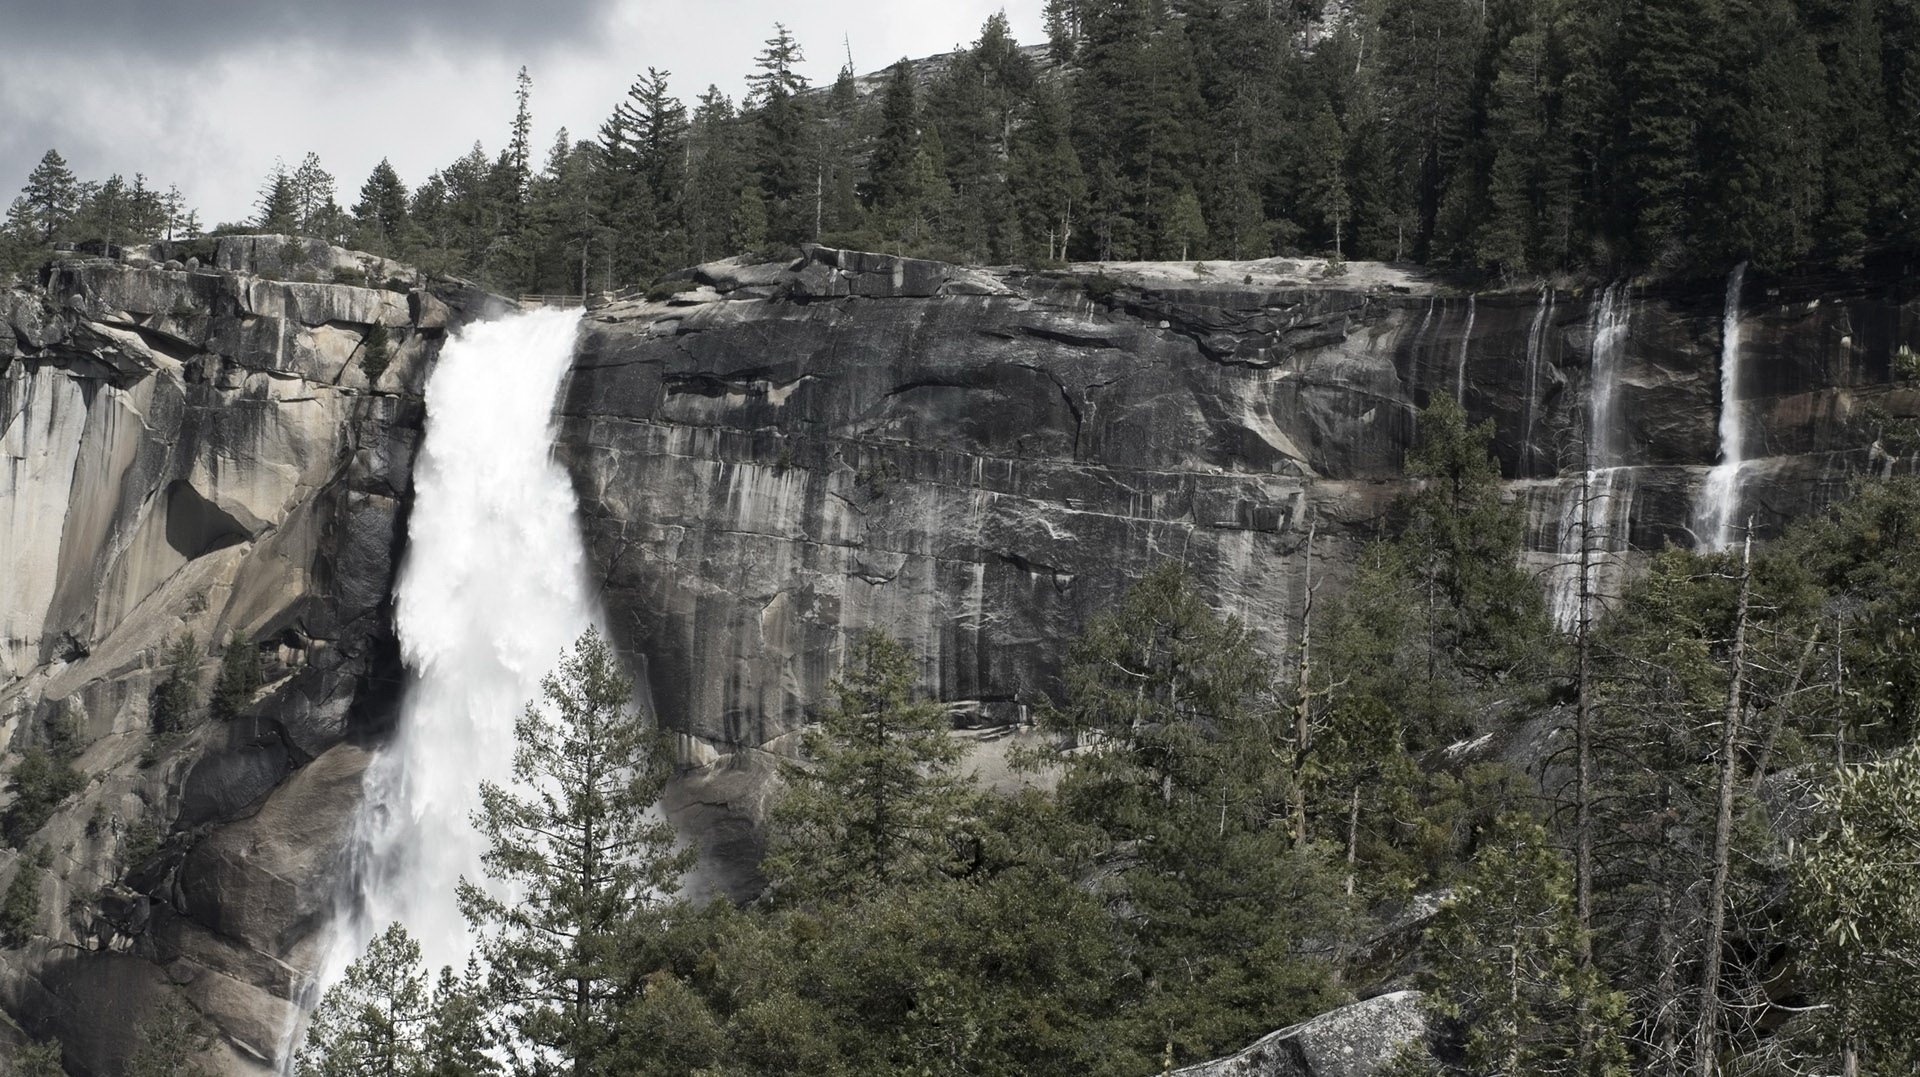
518,294,585,308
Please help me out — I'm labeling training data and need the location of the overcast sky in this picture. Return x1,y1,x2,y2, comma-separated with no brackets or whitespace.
2,1,1046,225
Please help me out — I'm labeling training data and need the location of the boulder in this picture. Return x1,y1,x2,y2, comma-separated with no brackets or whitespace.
1167,991,1429,1077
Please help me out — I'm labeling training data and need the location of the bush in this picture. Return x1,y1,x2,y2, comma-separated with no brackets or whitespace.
645,277,702,303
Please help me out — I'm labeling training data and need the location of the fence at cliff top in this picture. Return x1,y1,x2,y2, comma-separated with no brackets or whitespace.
279,305,598,1069
518,293,586,308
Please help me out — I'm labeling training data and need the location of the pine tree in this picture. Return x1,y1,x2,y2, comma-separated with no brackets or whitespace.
764,631,968,902
745,23,816,246
354,159,411,251
13,1041,65,1077
1,851,43,946
126,997,216,1077
459,627,691,1074
289,152,336,235
1040,565,1350,1064
1415,813,1629,1076
257,161,298,232
149,634,201,737
1044,0,1082,62
506,66,534,204
16,149,79,243
210,632,261,723
295,922,431,1077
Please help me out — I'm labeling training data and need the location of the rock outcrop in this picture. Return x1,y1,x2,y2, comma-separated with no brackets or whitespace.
1166,991,1428,1077
0,239,496,1075
561,247,1919,893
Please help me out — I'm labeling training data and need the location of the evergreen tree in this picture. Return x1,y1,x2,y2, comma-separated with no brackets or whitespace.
354,159,411,251
1039,565,1350,1064
149,634,202,737
1414,813,1629,1076
126,997,216,1077
1,850,43,946
15,149,79,243
210,631,261,724
290,152,337,234
764,631,968,901
257,161,299,232
745,23,816,246
459,627,691,1074
14,1041,66,1077
295,922,431,1077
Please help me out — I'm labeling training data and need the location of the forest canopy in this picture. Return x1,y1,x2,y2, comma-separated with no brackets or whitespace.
7,0,1920,290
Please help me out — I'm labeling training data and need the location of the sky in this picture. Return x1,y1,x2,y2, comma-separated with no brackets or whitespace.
1,1,1046,226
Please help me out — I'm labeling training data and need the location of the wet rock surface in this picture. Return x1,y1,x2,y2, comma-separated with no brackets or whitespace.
561,250,1919,895
0,239,495,1074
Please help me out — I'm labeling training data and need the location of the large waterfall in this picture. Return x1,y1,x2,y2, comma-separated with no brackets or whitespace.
288,307,593,1060
1694,264,1749,551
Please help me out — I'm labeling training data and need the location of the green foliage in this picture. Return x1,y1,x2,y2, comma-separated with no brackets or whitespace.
359,324,393,385
1,850,44,946
296,922,432,1077
2,706,84,849
459,626,691,1075
126,996,216,1077
211,631,263,722
1790,745,1920,1072
1414,813,1628,1076
1037,564,1352,1065
149,634,202,737
13,1040,67,1077
764,631,968,901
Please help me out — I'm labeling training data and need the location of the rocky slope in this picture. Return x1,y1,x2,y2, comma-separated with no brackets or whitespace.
562,246,1919,895
0,237,502,1074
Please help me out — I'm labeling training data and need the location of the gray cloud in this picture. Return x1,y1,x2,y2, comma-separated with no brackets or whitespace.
7,0,619,51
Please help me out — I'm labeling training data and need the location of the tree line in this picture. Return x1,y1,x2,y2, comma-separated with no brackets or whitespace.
8,0,1920,290
2,401,1885,1075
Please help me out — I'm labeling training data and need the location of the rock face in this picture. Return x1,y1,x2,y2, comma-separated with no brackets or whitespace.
3,238,1915,1068
1165,991,1428,1077
561,248,1919,892
0,239,494,1075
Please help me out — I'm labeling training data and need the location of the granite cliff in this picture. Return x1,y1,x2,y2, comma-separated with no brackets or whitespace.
1,239,1915,1072
561,247,1919,896
0,237,503,1073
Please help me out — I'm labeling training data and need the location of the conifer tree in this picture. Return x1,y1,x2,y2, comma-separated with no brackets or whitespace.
764,631,967,902
16,149,79,243
257,161,298,233
1415,813,1629,1076
210,632,261,724
459,626,690,1074
354,159,411,251
295,922,431,1077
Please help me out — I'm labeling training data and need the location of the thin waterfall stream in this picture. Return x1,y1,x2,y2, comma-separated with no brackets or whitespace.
1694,263,1749,551
279,306,593,1066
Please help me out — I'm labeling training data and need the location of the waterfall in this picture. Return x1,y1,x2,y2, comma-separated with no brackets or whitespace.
1455,294,1476,405
1519,287,1554,477
1694,264,1749,551
1549,285,1633,631
282,307,592,1064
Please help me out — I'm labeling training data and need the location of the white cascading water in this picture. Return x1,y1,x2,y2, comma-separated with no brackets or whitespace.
1694,263,1749,551
1550,284,1633,630
283,307,593,1066
1456,294,1476,405
1519,286,1555,477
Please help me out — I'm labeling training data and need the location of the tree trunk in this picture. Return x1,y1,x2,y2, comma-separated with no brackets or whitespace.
1293,522,1317,848
1695,526,1753,1077
1575,466,1596,1070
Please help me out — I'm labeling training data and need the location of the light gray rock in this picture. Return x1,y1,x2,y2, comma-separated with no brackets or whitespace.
1167,991,1428,1077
